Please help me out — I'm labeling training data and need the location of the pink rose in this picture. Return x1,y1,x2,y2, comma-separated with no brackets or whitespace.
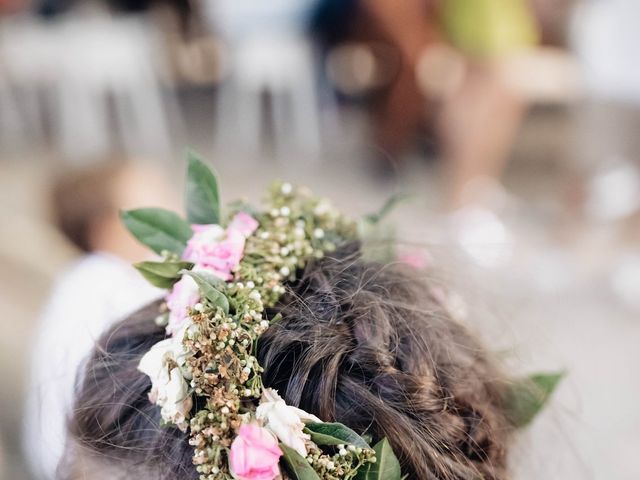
229,424,282,480
182,224,225,267
228,212,259,237
165,275,200,335
185,229,245,280
182,214,258,281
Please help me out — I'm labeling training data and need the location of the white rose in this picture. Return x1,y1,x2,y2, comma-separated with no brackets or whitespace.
256,388,321,457
159,367,193,431
138,337,192,429
138,336,189,377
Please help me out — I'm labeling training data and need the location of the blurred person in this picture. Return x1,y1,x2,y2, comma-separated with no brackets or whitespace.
361,0,537,196
358,0,540,265
23,160,177,480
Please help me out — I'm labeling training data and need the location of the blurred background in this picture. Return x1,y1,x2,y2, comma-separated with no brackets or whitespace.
1,0,639,478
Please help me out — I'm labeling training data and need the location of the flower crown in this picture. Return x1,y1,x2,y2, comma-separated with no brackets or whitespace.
123,153,562,480
122,153,405,480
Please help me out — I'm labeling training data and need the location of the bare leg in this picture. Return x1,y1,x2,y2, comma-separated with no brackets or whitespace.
361,0,439,160
439,61,527,210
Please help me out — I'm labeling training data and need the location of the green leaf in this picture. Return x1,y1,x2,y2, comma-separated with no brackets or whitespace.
120,208,193,255
280,444,320,480
133,261,194,288
362,193,412,225
185,150,221,225
182,270,229,314
358,193,409,262
505,371,564,428
304,423,370,449
355,438,401,480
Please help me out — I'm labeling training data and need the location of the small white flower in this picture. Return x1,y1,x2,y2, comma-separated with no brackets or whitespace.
280,206,291,216
256,388,321,457
313,228,325,239
279,266,290,277
281,182,293,195
249,290,262,301
314,201,330,216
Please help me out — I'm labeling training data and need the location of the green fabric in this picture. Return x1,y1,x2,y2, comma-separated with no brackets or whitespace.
441,0,539,57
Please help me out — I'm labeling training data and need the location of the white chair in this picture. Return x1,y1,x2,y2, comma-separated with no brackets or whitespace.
0,15,57,148
53,13,175,161
0,70,28,148
0,11,179,161
204,0,325,157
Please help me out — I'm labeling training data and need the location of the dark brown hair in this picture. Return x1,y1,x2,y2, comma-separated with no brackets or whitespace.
65,243,513,479
51,162,126,253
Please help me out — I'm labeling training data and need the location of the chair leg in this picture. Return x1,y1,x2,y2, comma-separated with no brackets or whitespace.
290,55,321,157
217,78,262,156
122,80,173,160
0,85,27,148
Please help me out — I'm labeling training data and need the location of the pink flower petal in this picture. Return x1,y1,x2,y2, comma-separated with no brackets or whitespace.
229,212,259,237
230,424,282,480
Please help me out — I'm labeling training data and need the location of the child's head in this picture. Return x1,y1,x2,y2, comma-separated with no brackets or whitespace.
51,161,176,261
65,243,512,480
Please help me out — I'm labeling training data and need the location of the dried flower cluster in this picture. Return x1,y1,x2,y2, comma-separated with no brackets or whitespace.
181,183,358,479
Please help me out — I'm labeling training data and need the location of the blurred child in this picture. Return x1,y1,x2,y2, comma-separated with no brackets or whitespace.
23,160,176,480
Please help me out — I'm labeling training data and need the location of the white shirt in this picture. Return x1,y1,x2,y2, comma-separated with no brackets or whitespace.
23,252,160,480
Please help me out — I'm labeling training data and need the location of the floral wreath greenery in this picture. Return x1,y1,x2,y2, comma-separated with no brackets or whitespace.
122,152,563,480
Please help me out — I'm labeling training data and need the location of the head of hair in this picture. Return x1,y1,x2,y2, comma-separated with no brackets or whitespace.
64,243,513,480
